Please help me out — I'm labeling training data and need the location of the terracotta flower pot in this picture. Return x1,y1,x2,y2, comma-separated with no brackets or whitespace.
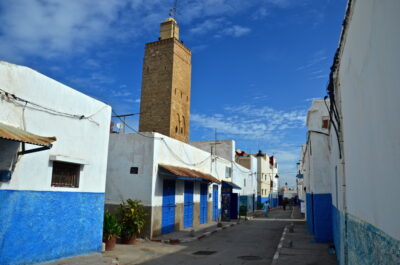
122,235,137,245
104,236,117,251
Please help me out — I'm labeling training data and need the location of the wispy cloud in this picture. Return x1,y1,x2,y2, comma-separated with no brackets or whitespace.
0,0,310,62
191,104,306,187
190,18,226,35
252,8,270,20
223,25,251,37
192,104,306,141
296,50,329,80
191,18,251,38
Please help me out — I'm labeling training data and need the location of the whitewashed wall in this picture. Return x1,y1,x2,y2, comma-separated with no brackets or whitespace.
306,101,331,194
152,133,229,207
232,162,254,196
190,140,235,161
0,61,111,193
105,133,155,205
336,0,400,240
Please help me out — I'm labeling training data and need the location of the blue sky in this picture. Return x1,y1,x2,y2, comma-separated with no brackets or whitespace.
0,0,347,187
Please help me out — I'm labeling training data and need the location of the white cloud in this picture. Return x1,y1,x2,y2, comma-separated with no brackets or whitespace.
223,25,251,37
252,8,270,20
191,18,250,39
190,18,226,35
0,0,309,62
191,104,306,188
192,104,306,141
0,0,164,61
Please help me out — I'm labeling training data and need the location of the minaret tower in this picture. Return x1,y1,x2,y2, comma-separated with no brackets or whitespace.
138,17,191,142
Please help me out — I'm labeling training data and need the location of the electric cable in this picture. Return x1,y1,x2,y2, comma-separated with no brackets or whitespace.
0,88,106,125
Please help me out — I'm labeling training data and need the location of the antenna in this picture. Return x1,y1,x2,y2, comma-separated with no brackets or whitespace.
169,0,178,19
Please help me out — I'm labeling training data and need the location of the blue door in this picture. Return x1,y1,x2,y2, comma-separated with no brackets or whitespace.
230,193,238,219
162,179,175,234
184,181,194,228
200,184,208,224
212,185,218,221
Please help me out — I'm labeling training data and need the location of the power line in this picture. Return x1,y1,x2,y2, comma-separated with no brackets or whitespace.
0,88,107,125
111,109,212,167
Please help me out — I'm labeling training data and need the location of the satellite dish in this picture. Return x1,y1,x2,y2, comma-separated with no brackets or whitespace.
116,123,123,130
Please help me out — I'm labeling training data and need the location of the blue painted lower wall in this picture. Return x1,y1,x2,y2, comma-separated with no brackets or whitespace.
0,190,105,265
258,196,269,204
305,193,333,242
313,193,332,243
271,198,278,208
306,193,314,234
346,212,400,265
332,205,342,264
332,205,400,265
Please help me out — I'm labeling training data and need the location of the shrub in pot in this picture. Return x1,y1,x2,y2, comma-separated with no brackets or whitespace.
119,199,147,244
103,210,121,251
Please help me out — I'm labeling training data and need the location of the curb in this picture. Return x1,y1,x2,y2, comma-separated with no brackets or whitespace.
150,221,244,244
271,226,288,265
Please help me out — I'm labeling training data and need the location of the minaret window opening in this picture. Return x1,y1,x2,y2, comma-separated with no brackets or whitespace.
182,116,186,135
176,113,181,134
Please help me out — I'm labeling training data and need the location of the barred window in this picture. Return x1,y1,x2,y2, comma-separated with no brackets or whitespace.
51,161,80,188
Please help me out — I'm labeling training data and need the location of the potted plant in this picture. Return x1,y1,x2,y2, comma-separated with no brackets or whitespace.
118,199,147,244
103,210,121,251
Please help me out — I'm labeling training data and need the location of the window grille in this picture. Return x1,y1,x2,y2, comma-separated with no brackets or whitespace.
51,161,80,188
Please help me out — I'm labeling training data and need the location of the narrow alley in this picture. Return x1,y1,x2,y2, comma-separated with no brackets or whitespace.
45,207,336,265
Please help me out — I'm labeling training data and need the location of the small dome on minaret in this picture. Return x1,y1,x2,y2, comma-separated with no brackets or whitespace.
160,17,179,40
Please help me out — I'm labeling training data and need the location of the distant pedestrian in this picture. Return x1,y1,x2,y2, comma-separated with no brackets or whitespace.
265,201,271,216
282,198,289,211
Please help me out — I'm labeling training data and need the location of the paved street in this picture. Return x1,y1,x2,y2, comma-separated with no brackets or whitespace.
134,209,292,265
47,207,336,265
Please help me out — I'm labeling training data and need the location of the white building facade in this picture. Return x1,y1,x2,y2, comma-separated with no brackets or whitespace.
105,133,251,238
0,62,111,265
301,100,332,243
326,1,400,264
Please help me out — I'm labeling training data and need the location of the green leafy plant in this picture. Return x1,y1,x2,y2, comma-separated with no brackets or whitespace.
118,199,147,239
103,210,121,240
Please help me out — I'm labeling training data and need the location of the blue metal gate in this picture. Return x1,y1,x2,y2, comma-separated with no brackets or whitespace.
162,179,175,234
200,183,208,224
212,185,218,221
184,181,194,228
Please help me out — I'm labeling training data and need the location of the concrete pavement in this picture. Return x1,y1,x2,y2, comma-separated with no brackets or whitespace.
44,206,337,265
271,206,337,265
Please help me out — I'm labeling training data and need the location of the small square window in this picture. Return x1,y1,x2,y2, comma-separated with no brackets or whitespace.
322,117,330,129
51,161,80,188
130,167,139,174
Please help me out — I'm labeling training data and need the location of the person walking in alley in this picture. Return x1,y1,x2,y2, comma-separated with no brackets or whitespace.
282,198,289,211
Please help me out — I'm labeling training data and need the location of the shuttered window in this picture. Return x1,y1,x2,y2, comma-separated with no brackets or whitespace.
51,161,80,188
